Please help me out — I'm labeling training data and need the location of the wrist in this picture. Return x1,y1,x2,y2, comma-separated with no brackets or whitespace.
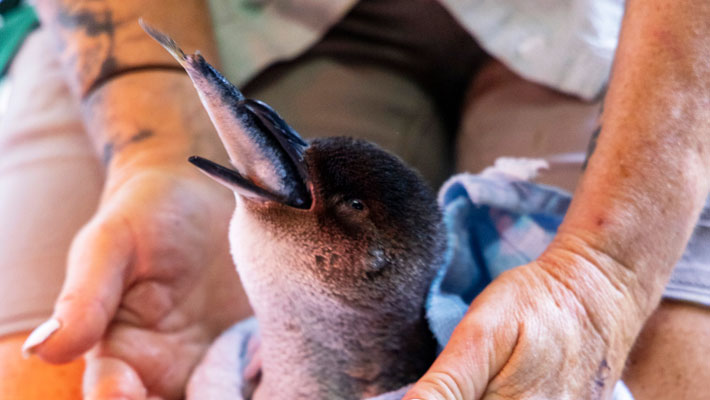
536,233,650,366
81,70,229,179
80,70,230,199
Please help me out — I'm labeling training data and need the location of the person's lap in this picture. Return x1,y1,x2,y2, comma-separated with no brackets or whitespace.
456,60,600,193
624,300,710,400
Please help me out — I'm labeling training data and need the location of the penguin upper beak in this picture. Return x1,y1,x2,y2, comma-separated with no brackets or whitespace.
188,99,312,209
141,20,311,209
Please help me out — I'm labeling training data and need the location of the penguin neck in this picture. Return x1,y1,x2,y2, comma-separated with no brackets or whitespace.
251,298,437,400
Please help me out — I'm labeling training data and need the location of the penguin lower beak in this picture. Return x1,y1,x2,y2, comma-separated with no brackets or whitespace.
188,99,312,209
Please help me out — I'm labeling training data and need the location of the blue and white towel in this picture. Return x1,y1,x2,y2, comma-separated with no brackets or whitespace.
427,162,572,347
188,163,637,399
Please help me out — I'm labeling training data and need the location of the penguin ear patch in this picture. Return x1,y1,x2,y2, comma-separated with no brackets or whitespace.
367,247,390,275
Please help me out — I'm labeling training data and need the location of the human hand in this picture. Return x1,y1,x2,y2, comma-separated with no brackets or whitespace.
21,72,251,399
403,238,645,400
24,165,249,399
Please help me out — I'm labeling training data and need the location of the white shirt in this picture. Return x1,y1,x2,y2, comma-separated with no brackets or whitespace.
208,0,624,100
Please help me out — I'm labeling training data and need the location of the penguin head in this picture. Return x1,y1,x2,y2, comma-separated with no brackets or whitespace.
141,22,444,337
229,142,444,323
191,103,446,320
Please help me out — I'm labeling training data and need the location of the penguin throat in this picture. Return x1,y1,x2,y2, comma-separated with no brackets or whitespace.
250,305,437,400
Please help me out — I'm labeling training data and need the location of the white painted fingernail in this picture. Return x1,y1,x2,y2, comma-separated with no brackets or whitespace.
22,318,61,358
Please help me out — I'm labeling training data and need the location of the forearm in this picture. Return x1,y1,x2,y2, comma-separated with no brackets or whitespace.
546,0,710,343
33,0,217,97
33,0,227,186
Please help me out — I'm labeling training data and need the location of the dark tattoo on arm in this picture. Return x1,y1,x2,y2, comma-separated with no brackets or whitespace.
589,359,611,399
40,1,182,97
102,129,154,165
56,6,115,37
51,1,122,96
583,88,607,170
584,125,602,170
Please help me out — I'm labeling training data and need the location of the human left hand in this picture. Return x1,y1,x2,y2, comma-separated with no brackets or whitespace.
403,244,644,400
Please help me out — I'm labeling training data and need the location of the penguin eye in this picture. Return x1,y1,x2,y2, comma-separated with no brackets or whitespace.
349,199,365,211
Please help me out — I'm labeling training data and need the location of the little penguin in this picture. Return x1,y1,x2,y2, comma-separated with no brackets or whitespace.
141,21,447,400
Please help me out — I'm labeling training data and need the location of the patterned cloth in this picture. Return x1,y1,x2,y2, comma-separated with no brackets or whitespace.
428,163,571,346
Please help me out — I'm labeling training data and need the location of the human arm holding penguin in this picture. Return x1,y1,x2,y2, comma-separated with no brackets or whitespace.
404,0,710,398
20,0,251,399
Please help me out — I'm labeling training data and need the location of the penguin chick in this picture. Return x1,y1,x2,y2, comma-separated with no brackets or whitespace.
142,22,447,400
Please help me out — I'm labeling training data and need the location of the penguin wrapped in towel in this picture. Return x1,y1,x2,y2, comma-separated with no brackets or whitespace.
140,22,635,400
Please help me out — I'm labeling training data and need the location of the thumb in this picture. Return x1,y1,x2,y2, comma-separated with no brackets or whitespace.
22,216,133,363
401,346,483,400
402,310,509,400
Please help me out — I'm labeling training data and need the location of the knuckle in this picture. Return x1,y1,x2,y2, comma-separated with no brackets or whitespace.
412,370,467,400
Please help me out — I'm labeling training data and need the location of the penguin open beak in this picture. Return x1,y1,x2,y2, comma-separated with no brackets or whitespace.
187,99,311,208
141,20,312,209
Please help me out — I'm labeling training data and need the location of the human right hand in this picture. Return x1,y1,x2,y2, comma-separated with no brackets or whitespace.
22,72,252,400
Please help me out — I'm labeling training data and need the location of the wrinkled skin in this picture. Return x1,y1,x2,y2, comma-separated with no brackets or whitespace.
404,258,629,400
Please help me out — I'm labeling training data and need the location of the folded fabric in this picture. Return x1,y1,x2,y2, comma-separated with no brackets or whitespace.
427,161,571,347
188,161,634,399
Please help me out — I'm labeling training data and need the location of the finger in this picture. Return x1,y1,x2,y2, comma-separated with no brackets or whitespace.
403,302,517,400
402,329,485,400
23,217,133,363
83,356,147,400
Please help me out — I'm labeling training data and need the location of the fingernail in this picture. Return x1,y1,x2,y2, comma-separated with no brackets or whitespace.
22,318,61,358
